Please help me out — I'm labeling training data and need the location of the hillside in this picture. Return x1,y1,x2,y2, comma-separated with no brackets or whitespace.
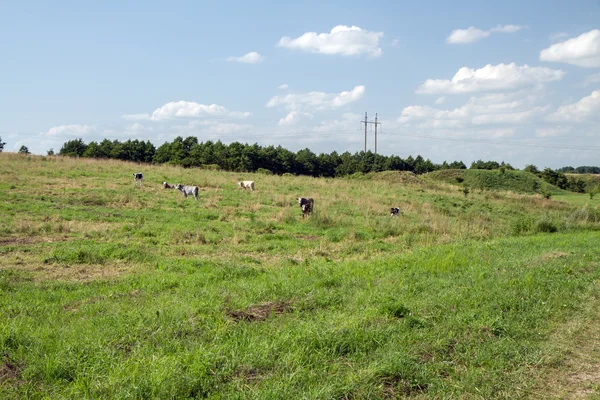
1,153,600,398
566,173,600,189
425,168,564,195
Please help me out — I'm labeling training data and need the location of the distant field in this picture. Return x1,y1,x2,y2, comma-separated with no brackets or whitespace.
1,153,600,399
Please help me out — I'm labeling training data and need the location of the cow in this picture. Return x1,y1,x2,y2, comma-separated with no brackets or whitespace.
238,181,255,191
298,197,314,218
163,182,175,189
175,184,199,200
133,173,144,186
390,207,400,217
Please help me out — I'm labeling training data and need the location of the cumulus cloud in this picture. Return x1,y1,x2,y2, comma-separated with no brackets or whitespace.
399,91,548,128
267,85,365,111
277,25,383,57
122,101,252,121
277,111,313,126
446,24,525,44
416,63,566,94
226,51,264,64
278,83,289,90
540,29,600,67
548,90,600,123
44,124,96,137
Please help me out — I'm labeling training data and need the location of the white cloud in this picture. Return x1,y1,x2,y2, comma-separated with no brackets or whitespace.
447,24,525,44
416,63,566,94
399,90,547,128
122,101,252,121
278,111,300,126
267,85,365,111
434,96,446,105
540,29,600,67
277,25,383,57
226,51,264,64
277,111,313,126
548,90,600,123
44,124,96,137
278,84,289,90
584,72,600,86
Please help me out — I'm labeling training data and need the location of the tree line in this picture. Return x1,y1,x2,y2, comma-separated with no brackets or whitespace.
0,135,593,193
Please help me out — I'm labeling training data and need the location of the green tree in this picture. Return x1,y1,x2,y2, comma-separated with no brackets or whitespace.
59,138,88,156
0,136,5,152
19,145,30,154
524,164,540,175
47,148,54,156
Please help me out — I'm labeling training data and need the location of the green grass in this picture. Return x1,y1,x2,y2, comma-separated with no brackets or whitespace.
1,153,600,398
426,168,564,195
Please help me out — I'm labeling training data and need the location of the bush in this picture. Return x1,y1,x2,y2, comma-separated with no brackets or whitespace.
257,168,272,175
511,217,533,235
534,219,558,233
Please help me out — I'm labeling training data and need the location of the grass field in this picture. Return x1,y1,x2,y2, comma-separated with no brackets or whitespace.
1,153,600,399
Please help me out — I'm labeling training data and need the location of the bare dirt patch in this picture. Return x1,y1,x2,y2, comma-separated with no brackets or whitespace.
227,301,292,322
0,357,21,384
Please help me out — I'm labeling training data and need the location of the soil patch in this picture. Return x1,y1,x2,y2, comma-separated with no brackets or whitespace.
227,301,291,322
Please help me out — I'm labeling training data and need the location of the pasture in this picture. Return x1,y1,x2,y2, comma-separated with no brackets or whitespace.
1,153,600,399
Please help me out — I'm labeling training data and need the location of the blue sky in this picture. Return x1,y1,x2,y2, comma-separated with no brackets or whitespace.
1,0,599,168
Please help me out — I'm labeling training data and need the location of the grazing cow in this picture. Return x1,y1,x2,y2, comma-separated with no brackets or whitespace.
162,182,175,189
133,173,144,186
175,184,199,200
390,207,400,217
238,181,255,191
298,197,314,217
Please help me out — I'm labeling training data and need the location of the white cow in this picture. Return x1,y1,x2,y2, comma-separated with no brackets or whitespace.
238,181,255,191
175,184,199,200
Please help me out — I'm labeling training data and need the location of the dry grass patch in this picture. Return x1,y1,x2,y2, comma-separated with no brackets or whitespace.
226,301,292,322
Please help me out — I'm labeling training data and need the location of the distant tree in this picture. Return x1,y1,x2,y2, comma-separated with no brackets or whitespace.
0,137,5,152
47,148,54,156
470,159,500,170
524,164,540,175
59,138,87,156
18,145,30,154
448,161,467,170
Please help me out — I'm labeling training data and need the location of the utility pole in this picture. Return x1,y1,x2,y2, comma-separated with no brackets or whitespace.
361,112,368,152
373,113,381,155
360,112,381,153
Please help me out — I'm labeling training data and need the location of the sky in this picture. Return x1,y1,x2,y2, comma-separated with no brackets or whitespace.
0,0,599,169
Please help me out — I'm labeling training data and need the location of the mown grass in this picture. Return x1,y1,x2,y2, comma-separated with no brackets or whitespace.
1,153,600,398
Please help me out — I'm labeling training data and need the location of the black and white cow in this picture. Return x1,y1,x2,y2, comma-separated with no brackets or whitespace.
175,184,199,200
390,207,400,217
133,173,144,186
298,197,314,217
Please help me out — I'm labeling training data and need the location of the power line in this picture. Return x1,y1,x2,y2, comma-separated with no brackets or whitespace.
2,128,600,152
387,132,600,152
